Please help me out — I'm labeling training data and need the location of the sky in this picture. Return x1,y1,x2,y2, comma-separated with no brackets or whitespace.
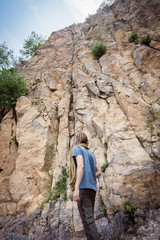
0,0,107,57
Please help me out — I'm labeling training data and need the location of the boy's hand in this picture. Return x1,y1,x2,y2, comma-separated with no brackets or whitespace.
73,188,80,202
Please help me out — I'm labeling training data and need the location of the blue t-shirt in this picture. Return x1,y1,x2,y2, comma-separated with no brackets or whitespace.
72,146,97,191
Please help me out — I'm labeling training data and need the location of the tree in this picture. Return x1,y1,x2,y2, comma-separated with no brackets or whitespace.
20,31,46,59
0,42,14,69
0,68,28,109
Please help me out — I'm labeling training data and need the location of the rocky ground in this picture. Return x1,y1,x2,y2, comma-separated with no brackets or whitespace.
0,205,160,239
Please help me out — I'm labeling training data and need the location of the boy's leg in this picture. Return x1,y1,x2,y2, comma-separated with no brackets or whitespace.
78,189,101,240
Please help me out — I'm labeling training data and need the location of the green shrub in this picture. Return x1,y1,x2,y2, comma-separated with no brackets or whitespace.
40,166,68,208
124,202,132,212
112,208,120,214
123,201,135,224
101,162,109,172
101,204,107,215
51,166,68,202
63,192,67,201
128,32,139,43
140,34,151,46
144,199,150,209
69,194,73,201
0,68,28,109
85,14,93,21
91,42,107,60
40,191,53,209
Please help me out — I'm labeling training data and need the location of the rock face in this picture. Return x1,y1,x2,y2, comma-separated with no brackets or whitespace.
0,0,160,239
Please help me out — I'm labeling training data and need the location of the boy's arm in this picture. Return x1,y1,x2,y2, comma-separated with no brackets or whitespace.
95,163,101,178
73,155,84,202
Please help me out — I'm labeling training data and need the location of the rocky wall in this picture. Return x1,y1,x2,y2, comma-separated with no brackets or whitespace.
0,0,160,238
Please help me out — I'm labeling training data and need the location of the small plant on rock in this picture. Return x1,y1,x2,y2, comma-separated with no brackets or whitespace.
85,14,93,21
112,208,120,214
51,166,68,202
40,190,53,209
100,141,108,149
91,42,107,60
123,201,135,224
40,166,68,208
63,192,67,201
101,204,107,215
128,32,139,44
140,34,151,46
69,194,73,201
144,199,150,209
101,162,109,172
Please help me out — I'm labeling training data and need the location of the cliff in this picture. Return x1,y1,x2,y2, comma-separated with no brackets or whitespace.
0,0,160,239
